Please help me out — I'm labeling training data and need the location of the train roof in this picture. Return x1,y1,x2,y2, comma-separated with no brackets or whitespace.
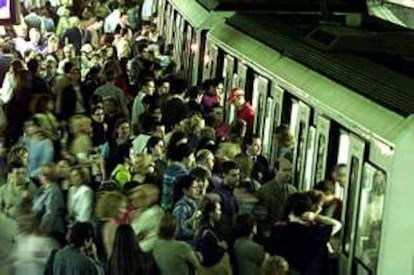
168,0,233,29
224,13,414,117
207,16,410,144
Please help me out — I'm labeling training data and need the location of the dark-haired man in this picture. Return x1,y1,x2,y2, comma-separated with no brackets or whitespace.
53,222,103,274
213,160,240,242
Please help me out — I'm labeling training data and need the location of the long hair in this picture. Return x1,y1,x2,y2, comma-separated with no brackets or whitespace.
108,224,150,275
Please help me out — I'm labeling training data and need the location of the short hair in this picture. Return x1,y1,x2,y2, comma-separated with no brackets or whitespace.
63,61,76,74
27,58,39,73
41,163,56,181
69,222,94,247
234,214,256,238
262,255,289,275
221,161,239,175
169,143,193,162
195,149,213,164
158,214,177,240
314,179,335,195
178,175,196,191
210,78,223,88
95,191,127,220
146,136,163,151
191,166,210,180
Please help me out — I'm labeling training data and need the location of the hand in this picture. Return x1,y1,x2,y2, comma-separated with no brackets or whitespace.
301,211,316,222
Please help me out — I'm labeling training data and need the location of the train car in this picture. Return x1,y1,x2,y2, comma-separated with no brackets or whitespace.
157,0,233,85
201,12,414,275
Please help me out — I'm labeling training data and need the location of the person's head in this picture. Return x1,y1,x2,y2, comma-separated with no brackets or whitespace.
63,44,76,60
275,124,295,149
169,143,195,169
234,154,254,179
70,115,92,136
64,61,81,82
179,175,200,200
8,161,27,185
146,136,165,158
68,222,94,248
103,97,119,115
141,78,156,95
131,154,155,176
55,159,71,178
304,190,325,214
95,191,128,221
248,135,262,156
91,106,105,123
29,28,41,44
196,149,215,171
190,166,210,197
127,184,159,209
158,79,171,95
208,78,224,96
227,88,245,108
289,195,313,219
275,158,292,184
39,163,56,185
199,193,221,225
69,167,88,187
234,214,257,238
114,119,130,140
262,255,289,275
314,179,336,201
158,214,177,240
215,142,242,162
230,119,247,138
210,104,224,122
7,146,28,167
27,58,39,75
221,161,240,189
331,164,347,187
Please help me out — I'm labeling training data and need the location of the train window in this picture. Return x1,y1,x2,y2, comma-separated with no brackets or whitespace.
294,121,307,188
262,98,274,158
355,165,386,272
343,156,360,256
237,63,247,90
315,135,327,183
303,126,316,190
337,132,350,166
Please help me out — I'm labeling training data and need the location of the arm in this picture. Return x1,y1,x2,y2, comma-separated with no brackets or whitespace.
77,187,93,222
40,188,63,233
315,214,342,236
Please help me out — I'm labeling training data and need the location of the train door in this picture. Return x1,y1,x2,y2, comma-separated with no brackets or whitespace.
313,115,331,185
337,133,365,275
165,5,173,44
289,99,311,189
202,40,218,82
222,55,235,122
264,83,283,164
183,24,194,82
158,0,166,36
353,164,386,275
237,62,247,90
251,75,269,138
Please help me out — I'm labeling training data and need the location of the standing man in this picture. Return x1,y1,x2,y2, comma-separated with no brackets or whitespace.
227,88,255,138
255,158,297,236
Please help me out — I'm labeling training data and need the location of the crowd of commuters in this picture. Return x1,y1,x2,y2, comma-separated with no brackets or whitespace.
0,0,344,274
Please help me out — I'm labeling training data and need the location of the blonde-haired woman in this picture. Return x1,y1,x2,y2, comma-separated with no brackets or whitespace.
131,154,155,184
95,191,128,261
69,115,93,162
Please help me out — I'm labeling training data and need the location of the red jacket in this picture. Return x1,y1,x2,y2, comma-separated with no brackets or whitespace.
237,102,255,133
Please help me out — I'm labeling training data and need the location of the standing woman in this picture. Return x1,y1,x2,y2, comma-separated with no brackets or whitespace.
108,224,154,275
100,118,132,180
32,164,65,236
195,194,232,275
94,191,128,262
67,167,93,223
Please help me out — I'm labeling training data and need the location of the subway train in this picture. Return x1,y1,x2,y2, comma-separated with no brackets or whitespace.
157,1,414,275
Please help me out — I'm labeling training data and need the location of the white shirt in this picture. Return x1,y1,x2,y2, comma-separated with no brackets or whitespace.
67,185,93,222
334,182,344,200
104,9,121,33
132,134,151,154
0,70,17,105
131,92,145,125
